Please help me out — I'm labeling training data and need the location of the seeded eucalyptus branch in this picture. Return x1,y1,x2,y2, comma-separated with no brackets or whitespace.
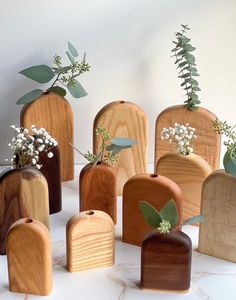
172,24,201,110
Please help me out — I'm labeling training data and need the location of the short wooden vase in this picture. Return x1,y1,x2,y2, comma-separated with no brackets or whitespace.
123,173,183,246
199,170,236,262
141,230,192,292
20,92,74,181
156,153,212,221
79,162,117,224
0,167,50,255
7,218,52,296
66,210,115,272
93,100,149,195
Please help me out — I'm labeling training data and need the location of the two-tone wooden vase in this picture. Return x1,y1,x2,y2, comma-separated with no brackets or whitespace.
79,162,117,224
0,167,50,255
123,173,183,246
7,218,52,296
67,210,115,272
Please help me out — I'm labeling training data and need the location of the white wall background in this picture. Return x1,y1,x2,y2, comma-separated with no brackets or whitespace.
1,0,236,165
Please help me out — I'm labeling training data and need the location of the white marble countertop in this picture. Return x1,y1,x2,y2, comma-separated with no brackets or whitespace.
1,165,236,300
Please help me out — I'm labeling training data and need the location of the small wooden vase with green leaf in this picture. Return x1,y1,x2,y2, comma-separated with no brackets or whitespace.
140,199,204,292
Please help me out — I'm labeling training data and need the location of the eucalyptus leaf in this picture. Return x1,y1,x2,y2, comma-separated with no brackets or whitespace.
183,215,205,225
66,51,75,65
139,201,162,228
16,89,43,105
19,65,55,83
68,41,78,57
111,137,137,147
47,86,66,96
223,150,236,177
160,199,179,229
106,144,130,155
67,80,88,98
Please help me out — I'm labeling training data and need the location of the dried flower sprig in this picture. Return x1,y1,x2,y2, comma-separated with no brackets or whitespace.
161,123,196,155
6,125,57,169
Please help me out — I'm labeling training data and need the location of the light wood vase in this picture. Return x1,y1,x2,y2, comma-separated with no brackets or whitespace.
66,210,115,272
7,218,52,296
199,170,236,262
0,167,50,255
155,105,221,170
122,173,183,246
141,230,192,292
156,153,212,221
79,162,117,224
20,92,74,181
93,100,148,195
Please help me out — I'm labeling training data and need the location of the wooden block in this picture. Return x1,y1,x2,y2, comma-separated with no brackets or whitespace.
0,167,50,255
20,92,74,181
79,163,117,224
93,100,149,195
199,170,236,262
141,230,192,292
66,210,115,272
7,218,52,296
154,105,221,170
156,153,212,221
122,173,183,246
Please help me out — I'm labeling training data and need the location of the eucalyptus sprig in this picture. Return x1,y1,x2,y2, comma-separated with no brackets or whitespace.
16,42,90,105
139,199,205,234
172,24,201,110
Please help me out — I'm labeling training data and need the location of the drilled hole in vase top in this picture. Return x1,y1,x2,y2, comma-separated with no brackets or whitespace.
24,218,33,223
86,211,95,216
150,174,158,178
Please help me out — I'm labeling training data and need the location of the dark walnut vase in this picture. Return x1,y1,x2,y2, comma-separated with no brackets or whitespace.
141,230,192,292
79,163,117,224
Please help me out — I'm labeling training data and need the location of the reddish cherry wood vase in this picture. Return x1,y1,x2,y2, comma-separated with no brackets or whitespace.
141,230,192,292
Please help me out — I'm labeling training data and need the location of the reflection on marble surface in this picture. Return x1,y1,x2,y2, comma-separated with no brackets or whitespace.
1,165,236,299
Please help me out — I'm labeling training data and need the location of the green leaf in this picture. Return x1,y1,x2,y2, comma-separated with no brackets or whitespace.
192,72,200,77
178,61,188,68
68,41,78,57
16,89,43,105
19,65,55,83
223,150,236,177
106,144,130,155
183,215,205,225
191,79,199,85
160,199,179,229
53,66,71,74
111,137,137,147
139,201,162,228
66,51,75,65
67,80,88,98
83,53,87,63
178,73,191,79
192,86,201,91
47,86,66,96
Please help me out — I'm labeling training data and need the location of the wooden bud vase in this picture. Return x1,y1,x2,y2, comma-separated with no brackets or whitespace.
7,218,52,296
141,230,192,292
93,100,149,195
66,210,115,272
0,167,50,255
123,173,183,246
79,162,117,224
199,170,236,262
156,153,212,221
20,92,74,181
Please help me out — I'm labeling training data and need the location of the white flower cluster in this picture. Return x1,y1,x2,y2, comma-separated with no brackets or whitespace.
161,123,197,155
6,125,58,169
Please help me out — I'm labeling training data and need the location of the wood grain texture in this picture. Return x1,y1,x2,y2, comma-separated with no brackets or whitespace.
7,218,52,296
93,100,148,195
199,170,236,262
0,167,50,255
156,153,212,221
122,173,183,246
79,163,117,224
66,210,115,272
155,105,221,170
141,230,192,292
20,92,74,181
40,146,62,214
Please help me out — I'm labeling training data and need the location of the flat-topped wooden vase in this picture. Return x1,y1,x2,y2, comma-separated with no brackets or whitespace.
93,100,148,195
7,218,52,296
20,92,74,181
67,210,115,272
79,163,117,224
156,153,212,221
123,173,183,246
141,230,192,292
0,167,50,255
199,170,236,262
155,105,221,170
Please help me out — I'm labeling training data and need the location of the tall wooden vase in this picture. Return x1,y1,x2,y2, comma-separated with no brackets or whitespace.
0,167,50,255
79,162,117,224
7,218,52,296
155,105,221,170
199,170,236,262
20,92,74,181
123,173,183,246
156,153,212,221
93,100,149,195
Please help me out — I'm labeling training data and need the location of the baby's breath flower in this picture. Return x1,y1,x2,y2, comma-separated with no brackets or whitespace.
47,152,54,158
